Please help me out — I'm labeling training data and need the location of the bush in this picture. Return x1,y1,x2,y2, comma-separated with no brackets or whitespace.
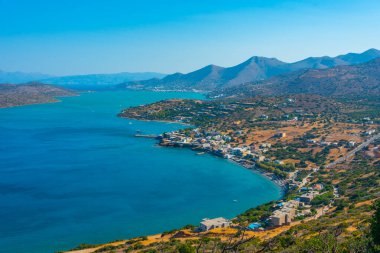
176,243,195,253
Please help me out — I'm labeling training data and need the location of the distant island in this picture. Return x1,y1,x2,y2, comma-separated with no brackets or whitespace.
0,82,77,108
39,72,167,90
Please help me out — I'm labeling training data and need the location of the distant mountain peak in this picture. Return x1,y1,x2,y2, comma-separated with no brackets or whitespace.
362,48,380,55
365,48,379,52
214,57,380,98
119,48,380,92
244,56,284,64
203,64,223,70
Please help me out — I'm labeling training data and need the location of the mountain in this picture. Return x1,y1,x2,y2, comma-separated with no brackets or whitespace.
212,58,380,98
121,57,289,91
40,72,166,90
0,82,76,108
0,70,53,84
120,49,380,91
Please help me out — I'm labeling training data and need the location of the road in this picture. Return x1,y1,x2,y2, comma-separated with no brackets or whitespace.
326,133,380,168
297,133,380,189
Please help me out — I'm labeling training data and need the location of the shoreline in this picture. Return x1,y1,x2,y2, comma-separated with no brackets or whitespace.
0,93,80,109
121,116,192,127
163,142,288,191
0,99,61,109
226,155,288,191
63,118,287,253
121,115,288,191
125,87,209,94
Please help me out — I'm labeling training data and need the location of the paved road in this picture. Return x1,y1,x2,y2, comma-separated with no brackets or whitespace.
326,133,380,168
296,133,380,189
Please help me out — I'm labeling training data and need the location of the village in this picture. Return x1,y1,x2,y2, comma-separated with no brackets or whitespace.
157,120,378,182
152,117,380,234
109,95,380,252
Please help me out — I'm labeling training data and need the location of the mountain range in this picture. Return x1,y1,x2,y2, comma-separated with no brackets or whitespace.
120,48,380,91
211,57,380,98
40,72,166,90
0,71,166,89
0,70,53,84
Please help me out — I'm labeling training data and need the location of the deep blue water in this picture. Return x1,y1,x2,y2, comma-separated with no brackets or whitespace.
0,91,281,253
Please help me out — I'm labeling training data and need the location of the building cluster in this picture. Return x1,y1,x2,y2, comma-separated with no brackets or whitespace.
160,129,276,167
197,182,326,232
299,191,319,203
269,200,299,226
269,189,321,227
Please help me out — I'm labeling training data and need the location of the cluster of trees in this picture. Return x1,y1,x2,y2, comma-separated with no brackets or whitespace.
256,162,288,179
310,191,334,206
237,201,275,223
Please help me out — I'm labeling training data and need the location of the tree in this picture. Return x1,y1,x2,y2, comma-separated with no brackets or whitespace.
177,243,195,253
371,201,380,246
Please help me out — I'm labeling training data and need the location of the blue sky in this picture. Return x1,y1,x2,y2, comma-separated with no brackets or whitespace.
0,0,379,75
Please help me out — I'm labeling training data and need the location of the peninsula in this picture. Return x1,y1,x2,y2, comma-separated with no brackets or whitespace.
0,82,77,108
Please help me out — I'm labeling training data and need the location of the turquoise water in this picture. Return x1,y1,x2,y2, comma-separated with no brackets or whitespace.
0,91,281,253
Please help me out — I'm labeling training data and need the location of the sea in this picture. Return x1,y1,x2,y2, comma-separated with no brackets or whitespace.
0,90,281,253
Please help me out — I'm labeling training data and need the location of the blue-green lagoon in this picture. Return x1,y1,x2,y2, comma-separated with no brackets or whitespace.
0,90,281,253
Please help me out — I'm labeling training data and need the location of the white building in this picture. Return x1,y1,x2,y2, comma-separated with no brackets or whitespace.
199,217,232,232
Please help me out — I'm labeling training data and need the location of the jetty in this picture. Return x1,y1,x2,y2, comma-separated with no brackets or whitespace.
134,134,160,139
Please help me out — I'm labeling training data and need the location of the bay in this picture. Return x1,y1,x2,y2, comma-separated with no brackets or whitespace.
0,90,281,253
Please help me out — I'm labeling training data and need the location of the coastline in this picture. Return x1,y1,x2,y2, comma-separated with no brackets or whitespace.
226,155,288,191
157,139,287,191
125,87,209,94
0,93,80,109
63,117,286,253
0,99,60,109
121,115,288,191
122,116,192,126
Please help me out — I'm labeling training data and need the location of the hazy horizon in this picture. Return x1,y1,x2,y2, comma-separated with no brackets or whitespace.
2,47,379,77
1,0,380,76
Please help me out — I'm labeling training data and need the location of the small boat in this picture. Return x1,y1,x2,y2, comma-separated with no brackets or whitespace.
233,199,238,203
197,152,205,155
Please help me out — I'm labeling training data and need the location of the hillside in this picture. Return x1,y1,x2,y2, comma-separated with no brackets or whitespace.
0,82,76,108
212,57,380,98
120,49,380,91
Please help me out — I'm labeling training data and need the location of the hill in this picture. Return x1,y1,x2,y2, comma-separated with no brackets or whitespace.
120,49,380,91
211,57,380,98
0,82,76,108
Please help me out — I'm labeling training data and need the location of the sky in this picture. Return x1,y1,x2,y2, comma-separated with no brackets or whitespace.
0,0,379,76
